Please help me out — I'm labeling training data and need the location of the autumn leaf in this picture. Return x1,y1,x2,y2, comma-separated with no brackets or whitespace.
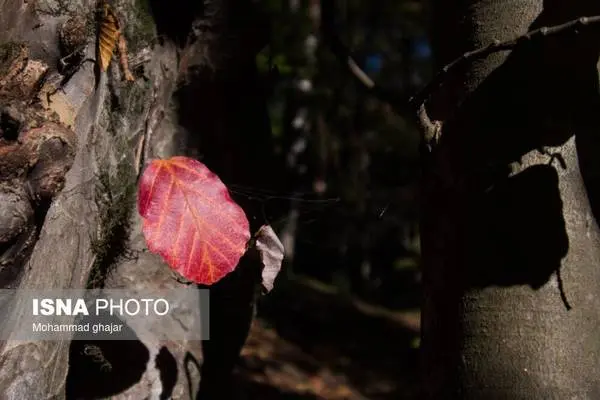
97,2,120,72
255,225,284,293
138,156,250,285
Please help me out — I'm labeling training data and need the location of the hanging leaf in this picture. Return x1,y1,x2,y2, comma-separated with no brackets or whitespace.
97,2,121,72
138,156,251,285
254,225,284,293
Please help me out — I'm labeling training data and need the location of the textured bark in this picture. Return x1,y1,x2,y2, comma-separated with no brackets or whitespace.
0,0,273,398
422,0,600,398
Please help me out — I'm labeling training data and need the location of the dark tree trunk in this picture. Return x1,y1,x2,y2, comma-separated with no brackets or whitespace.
166,1,280,398
421,0,600,398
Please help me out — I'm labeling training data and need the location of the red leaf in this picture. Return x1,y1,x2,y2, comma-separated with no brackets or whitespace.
138,156,250,285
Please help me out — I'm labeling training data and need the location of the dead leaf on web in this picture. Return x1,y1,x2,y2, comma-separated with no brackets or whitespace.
254,225,284,293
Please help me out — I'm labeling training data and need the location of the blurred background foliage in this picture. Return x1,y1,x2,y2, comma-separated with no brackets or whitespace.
254,0,431,309
233,1,434,397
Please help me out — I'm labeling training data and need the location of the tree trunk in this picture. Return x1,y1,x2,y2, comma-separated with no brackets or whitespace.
0,0,273,398
421,0,600,398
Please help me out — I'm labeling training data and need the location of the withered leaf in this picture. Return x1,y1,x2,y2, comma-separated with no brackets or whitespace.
255,225,285,293
97,3,121,72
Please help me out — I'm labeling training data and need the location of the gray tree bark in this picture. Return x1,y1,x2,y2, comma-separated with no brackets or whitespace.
0,0,273,398
421,0,600,398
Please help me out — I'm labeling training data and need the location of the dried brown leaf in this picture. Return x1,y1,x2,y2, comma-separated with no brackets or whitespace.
255,225,284,293
97,3,120,72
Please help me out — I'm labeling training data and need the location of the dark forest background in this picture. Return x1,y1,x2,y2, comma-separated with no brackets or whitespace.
233,1,429,398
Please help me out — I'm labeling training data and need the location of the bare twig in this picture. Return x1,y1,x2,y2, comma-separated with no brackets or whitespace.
346,57,374,89
409,15,600,110
319,1,600,145
319,0,409,114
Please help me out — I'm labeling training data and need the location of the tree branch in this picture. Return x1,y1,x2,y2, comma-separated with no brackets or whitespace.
409,15,600,110
319,0,409,114
319,2,600,145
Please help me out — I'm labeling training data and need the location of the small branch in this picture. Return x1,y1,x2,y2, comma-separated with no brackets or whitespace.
409,15,600,110
320,2,600,147
347,57,374,89
319,0,409,114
